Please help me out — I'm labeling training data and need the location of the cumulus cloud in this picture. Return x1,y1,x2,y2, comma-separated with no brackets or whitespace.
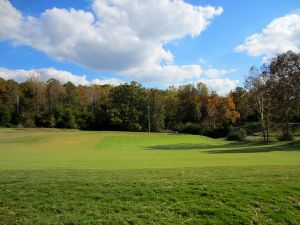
0,0,222,83
91,77,123,86
203,68,237,79
0,0,22,40
0,66,239,94
0,67,123,86
235,11,300,57
199,78,239,95
173,78,239,95
122,64,202,83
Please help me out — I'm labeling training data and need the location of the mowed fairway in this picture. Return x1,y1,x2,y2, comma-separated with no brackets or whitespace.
0,128,300,224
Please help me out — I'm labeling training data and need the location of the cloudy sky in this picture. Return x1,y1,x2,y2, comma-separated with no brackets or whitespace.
0,0,299,94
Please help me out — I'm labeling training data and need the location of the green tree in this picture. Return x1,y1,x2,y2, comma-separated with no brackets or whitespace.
45,78,65,127
196,82,209,123
164,87,179,130
109,82,148,131
177,84,200,124
46,78,65,110
20,76,47,127
0,105,11,126
148,89,165,131
91,84,112,130
53,105,78,129
0,79,21,125
63,82,81,128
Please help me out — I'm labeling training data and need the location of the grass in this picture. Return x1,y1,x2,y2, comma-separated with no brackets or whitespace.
0,128,300,224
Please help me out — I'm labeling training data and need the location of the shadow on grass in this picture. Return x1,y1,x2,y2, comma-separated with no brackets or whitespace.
145,143,225,150
145,141,300,154
206,145,300,154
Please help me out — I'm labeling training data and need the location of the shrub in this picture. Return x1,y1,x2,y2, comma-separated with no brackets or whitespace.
226,128,247,141
54,106,78,129
278,133,294,141
174,123,200,135
23,116,36,128
0,105,11,127
175,122,231,138
204,127,229,138
239,122,260,135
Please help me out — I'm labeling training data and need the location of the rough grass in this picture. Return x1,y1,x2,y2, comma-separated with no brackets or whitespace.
0,128,300,224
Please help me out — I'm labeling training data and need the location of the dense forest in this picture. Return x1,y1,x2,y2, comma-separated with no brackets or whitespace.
0,51,299,140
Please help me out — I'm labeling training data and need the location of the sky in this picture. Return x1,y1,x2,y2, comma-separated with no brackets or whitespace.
0,0,300,95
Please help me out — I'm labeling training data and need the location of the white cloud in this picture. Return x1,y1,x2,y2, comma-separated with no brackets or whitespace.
122,64,202,83
169,76,239,95
203,68,236,79
0,0,222,83
198,58,208,64
0,67,123,86
0,0,22,40
91,78,123,86
199,78,239,95
0,67,238,94
235,12,300,57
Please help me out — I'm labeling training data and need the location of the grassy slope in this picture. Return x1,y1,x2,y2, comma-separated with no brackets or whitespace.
0,128,300,224
0,128,299,170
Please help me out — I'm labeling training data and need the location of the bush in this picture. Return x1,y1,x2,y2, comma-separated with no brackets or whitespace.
21,112,36,127
237,122,260,135
174,123,201,135
204,127,229,138
226,128,247,141
0,105,11,127
278,133,294,141
174,122,230,138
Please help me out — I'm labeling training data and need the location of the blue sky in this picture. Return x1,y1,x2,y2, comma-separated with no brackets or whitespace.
0,0,300,94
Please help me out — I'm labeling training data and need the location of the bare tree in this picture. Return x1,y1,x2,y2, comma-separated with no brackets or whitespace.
245,66,273,142
269,51,300,140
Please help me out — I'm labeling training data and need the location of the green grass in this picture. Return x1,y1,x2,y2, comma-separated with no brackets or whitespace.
0,128,300,224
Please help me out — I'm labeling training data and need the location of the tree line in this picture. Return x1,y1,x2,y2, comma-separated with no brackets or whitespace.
244,51,300,141
0,51,299,140
0,77,240,134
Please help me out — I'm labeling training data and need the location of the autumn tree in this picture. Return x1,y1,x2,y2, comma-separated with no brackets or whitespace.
269,51,300,140
46,79,65,127
245,66,273,142
245,51,300,141
230,87,252,121
206,91,222,129
223,95,240,124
